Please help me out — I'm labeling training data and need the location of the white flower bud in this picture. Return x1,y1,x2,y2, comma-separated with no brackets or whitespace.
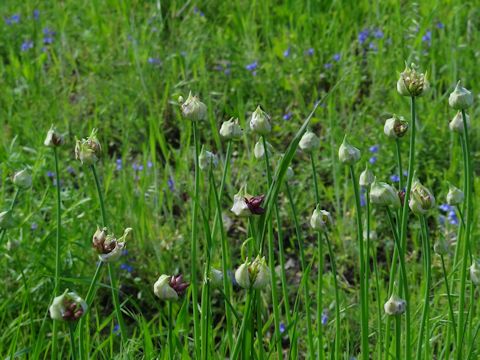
310,205,333,231
93,227,132,263
75,129,102,165
446,184,464,206
299,129,320,152
449,111,470,133
384,115,409,138
0,210,16,229
231,191,251,217
249,106,271,135
13,169,32,189
235,262,250,288
449,81,473,110
254,139,273,159
49,290,87,321
199,146,218,170
396,63,429,97
235,257,270,290
44,126,64,147
470,261,480,285
384,294,406,316
338,136,360,165
181,92,207,121
409,180,435,215
359,165,375,188
153,275,178,300
370,179,400,208
219,118,243,140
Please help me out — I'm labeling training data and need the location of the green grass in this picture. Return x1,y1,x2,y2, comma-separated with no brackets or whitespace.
1,0,479,359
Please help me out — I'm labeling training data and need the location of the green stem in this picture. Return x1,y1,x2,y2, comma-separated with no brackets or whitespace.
456,109,473,360
311,155,325,360
285,183,315,358
0,188,20,244
52,147,62,360
440,254,457,333
69,323,78,360
349,165,368,360
191,122,201,358
395,316,401,360
261,135,282,358
91,164,127,341
416,216,431,360
325,232,341,360
397,96,416,359
210,163,234,354
168,301,174,360
232,291,253,359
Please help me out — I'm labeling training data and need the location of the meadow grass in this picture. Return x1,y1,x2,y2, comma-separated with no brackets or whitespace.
1,0,479,359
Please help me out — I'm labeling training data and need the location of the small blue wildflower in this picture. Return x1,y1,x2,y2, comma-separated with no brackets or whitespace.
21,41,34,52
422,30,431,45
279,322,286,334
122,249,129,256
358,28,369,44
67,166,75,175
321,309,329,325
11,14,20,23
43,37,54,45
43,27,55,36
33,10,40,20
138,164,144,171
439,204,452,212
224,68,231,75
47,171,55,178
31,223,38,231
305,48,314,56
245,61,258,71
436,22,444,29
147,161,153,168
180,51,187,57
368,42,378,52
252,70,257,76
148,57,161,65
283,112,293,121
373,29,384,39
113,324,120,335
193,6,205,17
369,156,377,165
167,177,175,192
390,174,400,183
360,188,366,207
324,63,333,70
213,64,223,71
403,170,408,177
283,47,291,58
448,210,458,225
116,158,122,171
369,144,379,153
333,53,341,62
120,263,133,273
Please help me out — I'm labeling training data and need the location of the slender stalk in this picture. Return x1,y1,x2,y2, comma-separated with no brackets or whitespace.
440,254,457,332
69,323,78,360
91,164,127,341
416,216,432,360
456,109,473,360
397,96,417,359
52,147,62,360
349,165,368,360
209,164,234,354
325,232,341,360
260,136,292,341
261,135,282,358
191,122,201,357
256,293,264,359
232,291,254,359
168,301,174,360
395,316,401,360
310,154,325,360
285,183,315,358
